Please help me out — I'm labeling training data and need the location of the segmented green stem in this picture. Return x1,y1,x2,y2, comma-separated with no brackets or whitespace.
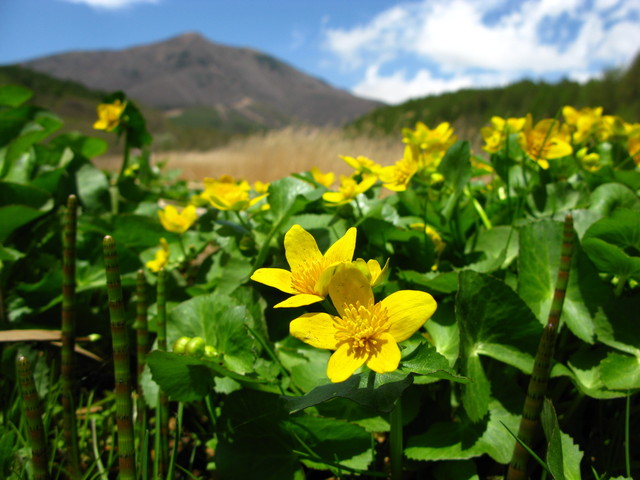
103,236,136,480
156,268,169,478
17,355,49,480
135,269,149,421
61,194,80,478
507,213,574,480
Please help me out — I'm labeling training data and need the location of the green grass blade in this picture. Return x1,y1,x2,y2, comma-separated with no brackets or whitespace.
507,213,574,480
17,355,49,480
103,235,136,480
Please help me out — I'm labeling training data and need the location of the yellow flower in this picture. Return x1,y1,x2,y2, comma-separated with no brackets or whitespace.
93,99,126,131
158,204,197,234
562,106,603,144
379,146,419,192
253,180,270,194
596,115,628,141
146,238,170,272
353,258,389,287
628,133,640,167
310,167,335,187
340,155,383,176
576,147,602,172
289,266,437,382
251,225,357,308
480,116,526,153
402,121,457,156
203,176,267,211
518,115,573,169
322,174,378,206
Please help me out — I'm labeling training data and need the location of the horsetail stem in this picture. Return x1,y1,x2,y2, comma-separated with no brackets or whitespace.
61,194,80,478
507,213,575,480
103,235,136,480
17,355,49,480
135,269,149,421
156,268,169,478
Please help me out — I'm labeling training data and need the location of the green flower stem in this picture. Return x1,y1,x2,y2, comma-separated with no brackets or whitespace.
507,213,574,480
134,269,149,424
17,355,49,480
103,235,136,480
389,400,403,480
156,268,169,479
61,194,80,478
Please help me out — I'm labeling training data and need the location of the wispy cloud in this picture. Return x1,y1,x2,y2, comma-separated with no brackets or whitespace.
60,0,159,9
323,0,640,103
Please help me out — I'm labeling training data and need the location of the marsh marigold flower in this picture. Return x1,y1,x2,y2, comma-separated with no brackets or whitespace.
562,106,603,144
310,167,335,188
93,99,126,132
290,266,437,382
158,204,197,234
203,176,267,211
340,155,383,176
322,174,378,206
146,238,170,272
518,114,572,169
379,146,419,192
481,116,526,153
251,225,357,308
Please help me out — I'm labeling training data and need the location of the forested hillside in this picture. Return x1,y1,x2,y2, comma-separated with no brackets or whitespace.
348,52,640,139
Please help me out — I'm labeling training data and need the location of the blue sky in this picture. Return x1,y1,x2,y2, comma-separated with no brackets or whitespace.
1,0,639,104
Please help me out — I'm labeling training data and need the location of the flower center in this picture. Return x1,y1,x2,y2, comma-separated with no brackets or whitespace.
290,258,325,295
334,300,390,356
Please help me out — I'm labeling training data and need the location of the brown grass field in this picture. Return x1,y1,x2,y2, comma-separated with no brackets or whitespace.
93,127,404,184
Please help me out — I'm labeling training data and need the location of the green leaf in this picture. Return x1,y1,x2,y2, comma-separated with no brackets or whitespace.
466,225,519,273
282,371,414,414
398,341,468,384
405,399,518,463
438,140,471,220
600,352,640,390
457,270,541,421
0,85,32,107
589,182,640,216
541,399,583,480
518,218,604,343
215,390,304,480
0,181,52,243
582,208,640,281
567,347,626,399
146,350,215,402
167,293,259,375
75,162,110,211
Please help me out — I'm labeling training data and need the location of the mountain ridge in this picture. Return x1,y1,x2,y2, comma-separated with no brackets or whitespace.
20,32,382,129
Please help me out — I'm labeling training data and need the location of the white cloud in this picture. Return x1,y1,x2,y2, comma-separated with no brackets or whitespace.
60,0,158,9
322,0,640,103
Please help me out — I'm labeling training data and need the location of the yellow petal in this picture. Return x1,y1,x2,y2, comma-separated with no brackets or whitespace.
274,293,324,308
250,268,295,294
289,312,339,349
365,333,401,374
328,266,374,317
327,342,367,383
284,225,322,272
382,290,437,342
324,227,357,265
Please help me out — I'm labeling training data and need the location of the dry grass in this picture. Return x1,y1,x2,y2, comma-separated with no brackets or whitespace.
93,126,404,183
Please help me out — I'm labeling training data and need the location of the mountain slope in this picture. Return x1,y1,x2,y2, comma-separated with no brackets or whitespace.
21,32,382,128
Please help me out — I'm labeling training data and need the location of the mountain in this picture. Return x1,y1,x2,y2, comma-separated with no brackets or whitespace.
20,32,382,129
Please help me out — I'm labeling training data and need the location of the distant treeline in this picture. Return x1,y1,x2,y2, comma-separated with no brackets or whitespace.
347,51,640,137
